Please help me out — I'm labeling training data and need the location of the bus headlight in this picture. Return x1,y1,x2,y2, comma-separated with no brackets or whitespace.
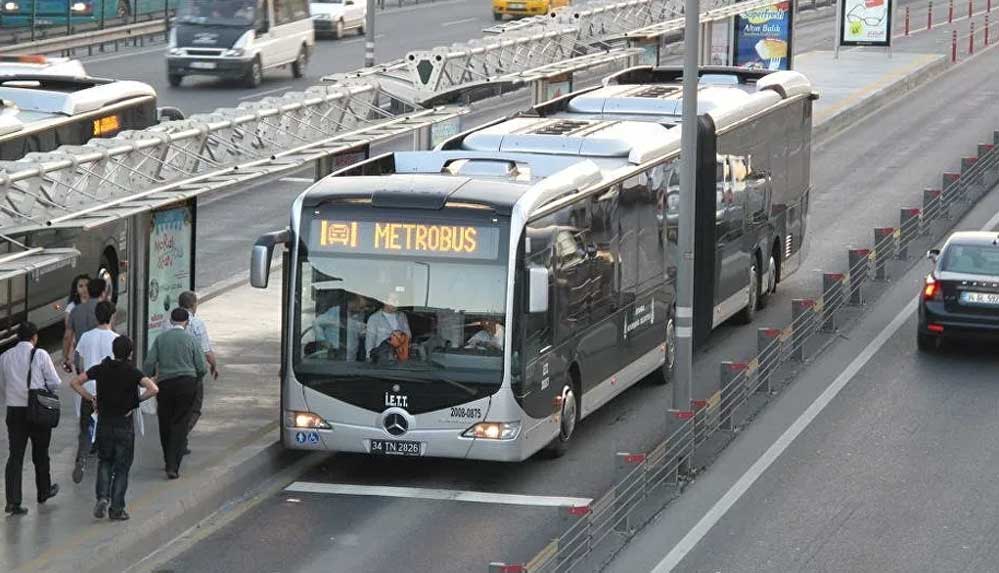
285,410,331,430
70,1,91,12
2,1,19,11
462,421,520,440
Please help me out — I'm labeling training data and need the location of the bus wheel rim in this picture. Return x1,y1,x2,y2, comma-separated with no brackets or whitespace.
665,317,676,372
749,264,757,310
560,386,576,440
767,255,777,293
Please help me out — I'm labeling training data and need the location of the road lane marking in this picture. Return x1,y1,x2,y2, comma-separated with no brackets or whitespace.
650,206,999,572
442,16,480,26
285,482,593,507
279,176,315,183
238,85,293,100
83,45,166,63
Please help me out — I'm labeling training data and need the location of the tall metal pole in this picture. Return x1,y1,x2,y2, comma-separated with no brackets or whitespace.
364,0,376,67
674,0,699,413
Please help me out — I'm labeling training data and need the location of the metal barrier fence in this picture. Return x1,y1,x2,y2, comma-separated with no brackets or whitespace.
491,132,999,573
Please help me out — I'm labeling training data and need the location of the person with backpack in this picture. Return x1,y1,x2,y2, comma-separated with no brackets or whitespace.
1,322,62,515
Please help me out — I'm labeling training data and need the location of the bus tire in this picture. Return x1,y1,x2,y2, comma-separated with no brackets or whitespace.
758,250,778,309
734,259,759,324
291,45,308,78
542,380,578,458
652,314,676,385
244,57,263,88
168,74,183,88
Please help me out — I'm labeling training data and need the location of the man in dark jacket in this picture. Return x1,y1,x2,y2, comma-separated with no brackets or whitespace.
143,308,207,479
70,336,158,520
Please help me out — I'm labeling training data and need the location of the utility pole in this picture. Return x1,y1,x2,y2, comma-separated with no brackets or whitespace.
364,0,376,67
673,0,699,414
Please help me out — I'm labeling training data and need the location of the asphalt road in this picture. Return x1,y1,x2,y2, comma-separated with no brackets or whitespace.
139,16,999,573
606,177,999,573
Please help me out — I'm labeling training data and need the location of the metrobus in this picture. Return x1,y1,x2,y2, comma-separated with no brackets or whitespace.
249,67,815,461
0,74,173,341
0,0,176,27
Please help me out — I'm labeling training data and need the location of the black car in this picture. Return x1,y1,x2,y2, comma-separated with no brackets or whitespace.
918,231,999,351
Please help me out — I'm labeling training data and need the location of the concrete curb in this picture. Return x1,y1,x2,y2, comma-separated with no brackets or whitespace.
813,54,950,144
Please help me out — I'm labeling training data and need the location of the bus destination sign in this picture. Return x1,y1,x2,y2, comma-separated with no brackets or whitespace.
312,220,501,260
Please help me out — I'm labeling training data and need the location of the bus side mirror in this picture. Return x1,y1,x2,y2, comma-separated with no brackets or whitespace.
251,229,289,289
528,266,549,314
926,248,940,263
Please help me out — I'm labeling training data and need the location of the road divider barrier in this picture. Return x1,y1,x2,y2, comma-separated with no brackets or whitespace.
496,132,999,572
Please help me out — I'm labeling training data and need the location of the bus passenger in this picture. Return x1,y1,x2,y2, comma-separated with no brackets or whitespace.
465,318,505,351
365,292,411,362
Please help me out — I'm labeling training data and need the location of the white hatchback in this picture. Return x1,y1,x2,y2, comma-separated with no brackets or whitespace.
310,0,366,39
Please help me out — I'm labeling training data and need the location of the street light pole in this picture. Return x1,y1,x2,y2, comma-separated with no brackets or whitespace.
364,0,376,67
673,0,699,413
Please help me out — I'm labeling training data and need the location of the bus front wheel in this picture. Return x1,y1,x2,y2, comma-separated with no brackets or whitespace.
542,381,578,458
652,315,676,385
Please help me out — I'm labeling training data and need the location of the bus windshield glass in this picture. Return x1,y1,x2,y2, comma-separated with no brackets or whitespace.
177,0,257,26
294,216,509,387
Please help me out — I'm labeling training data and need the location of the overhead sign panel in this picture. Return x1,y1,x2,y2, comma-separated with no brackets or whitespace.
732,2,794,71
840,0,893,46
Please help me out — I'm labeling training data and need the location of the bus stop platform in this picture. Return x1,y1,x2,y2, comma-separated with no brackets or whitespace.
0,49,948,573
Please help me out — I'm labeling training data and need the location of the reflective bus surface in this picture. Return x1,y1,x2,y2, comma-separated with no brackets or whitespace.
0,0,177,27
0,75,160,342
253,66,815,462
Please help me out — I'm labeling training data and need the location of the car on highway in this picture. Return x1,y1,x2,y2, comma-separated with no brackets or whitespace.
0,55,86,77
918,231,999,351
310,0,364,39
492,0,569,21
167,0,315,88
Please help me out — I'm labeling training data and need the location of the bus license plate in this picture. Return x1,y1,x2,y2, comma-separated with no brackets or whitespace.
369,439,422,456
962,291,999,306
190,61,216,70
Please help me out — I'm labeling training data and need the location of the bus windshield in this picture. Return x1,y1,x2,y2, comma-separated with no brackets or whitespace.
176,0,257,26
294,217,509,387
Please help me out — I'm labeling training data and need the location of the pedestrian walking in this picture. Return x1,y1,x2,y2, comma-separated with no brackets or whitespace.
71,300,119,484
1,322,61,515
70,336,157,521
176,291,218,455
64,278,108,483
60,274,90,373
143,308,207,479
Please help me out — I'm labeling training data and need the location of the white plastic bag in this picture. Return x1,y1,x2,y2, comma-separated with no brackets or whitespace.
139,396,157,416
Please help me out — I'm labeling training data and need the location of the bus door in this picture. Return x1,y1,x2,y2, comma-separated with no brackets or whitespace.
714,155,749,322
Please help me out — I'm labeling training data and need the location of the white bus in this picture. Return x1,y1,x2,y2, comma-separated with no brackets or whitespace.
250,68,815,461
0,74,176,342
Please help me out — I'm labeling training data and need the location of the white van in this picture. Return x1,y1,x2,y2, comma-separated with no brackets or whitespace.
167,0,315,88
310,0,366,39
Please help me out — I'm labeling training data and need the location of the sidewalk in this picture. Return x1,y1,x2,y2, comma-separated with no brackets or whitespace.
0,49,947,573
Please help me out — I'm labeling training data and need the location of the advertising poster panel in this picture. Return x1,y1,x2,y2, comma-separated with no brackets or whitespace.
145,202,194,351
840,0,893,46
732,2,794,71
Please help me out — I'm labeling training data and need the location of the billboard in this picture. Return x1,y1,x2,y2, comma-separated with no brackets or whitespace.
840,0,893,46
145,202,195,351
732,2,794,71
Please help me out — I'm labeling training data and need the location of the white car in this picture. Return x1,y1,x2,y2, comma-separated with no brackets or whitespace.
310,0,365,39
0,55,87,77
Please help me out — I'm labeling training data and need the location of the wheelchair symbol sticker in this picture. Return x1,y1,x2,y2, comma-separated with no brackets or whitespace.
295,431,320,445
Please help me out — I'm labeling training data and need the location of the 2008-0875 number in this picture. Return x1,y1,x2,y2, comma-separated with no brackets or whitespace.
451,407,482,419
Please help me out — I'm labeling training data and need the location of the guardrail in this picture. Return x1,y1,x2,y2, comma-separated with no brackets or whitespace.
0,18,168,56
493,133,999,573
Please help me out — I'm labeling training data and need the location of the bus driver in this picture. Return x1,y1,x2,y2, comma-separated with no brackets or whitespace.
465,317,504,351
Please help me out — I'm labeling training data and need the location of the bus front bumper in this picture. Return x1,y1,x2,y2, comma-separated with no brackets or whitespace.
282,424,527,462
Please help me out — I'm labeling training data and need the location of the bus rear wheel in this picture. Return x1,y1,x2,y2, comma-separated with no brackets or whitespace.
542,382,578,458
734,261,759,324
652,315,676,385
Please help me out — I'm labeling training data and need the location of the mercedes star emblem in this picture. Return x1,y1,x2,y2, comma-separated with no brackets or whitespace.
384,412,408,436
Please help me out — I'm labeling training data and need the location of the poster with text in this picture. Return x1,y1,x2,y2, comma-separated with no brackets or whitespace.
840,0,892,46
146,204,193,351
733,2,793,71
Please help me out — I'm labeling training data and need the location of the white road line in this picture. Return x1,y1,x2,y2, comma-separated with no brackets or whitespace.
284,482,593,507
82,45,165,63
279,176,315,183
238,85,292,101
651,206,999,573
442,16,480,26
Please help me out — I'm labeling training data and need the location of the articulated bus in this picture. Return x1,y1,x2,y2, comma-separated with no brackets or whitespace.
0,74,173,341
249,67,815,461
0,0,176,27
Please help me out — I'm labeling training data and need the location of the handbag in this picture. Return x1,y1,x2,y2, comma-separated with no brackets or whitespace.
26,348,61,428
